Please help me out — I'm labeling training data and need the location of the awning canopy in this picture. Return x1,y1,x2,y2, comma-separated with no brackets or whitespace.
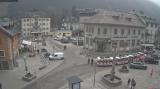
141,44,154,47
22,40,32,45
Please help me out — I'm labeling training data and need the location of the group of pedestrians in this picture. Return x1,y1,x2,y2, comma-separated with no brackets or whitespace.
127,78,136,89
88,58,94,65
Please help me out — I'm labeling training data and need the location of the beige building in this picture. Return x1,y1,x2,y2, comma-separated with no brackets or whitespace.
82,10,145,52
21,15,51,39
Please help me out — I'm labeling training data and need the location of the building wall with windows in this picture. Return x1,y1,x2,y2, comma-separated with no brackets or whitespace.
21,16,51,38
82,10,145,52
135,13,159,44
0,26,20,70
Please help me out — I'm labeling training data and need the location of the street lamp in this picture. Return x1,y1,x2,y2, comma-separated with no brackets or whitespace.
93,60,96,88
110,42,117,81
24,56,28,74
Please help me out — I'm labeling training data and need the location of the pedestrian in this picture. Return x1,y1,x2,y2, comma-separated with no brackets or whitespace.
88,58,90,64
0,84,1,89
150,68,154,77
132,80,136,89
91,58,94,65
131,78,136,89
127,78,131,86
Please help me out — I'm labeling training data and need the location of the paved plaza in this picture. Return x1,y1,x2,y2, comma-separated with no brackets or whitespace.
59,64,160,89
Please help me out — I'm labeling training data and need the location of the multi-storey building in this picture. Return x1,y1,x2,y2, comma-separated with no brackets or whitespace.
82,10,145,52
136,13,159,44
0,26,20,70
21,15,51,39
155,26,160,49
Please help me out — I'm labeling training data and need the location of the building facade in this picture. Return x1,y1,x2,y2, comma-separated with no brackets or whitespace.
0,26,20,70
136,13,159,44
155,26,160,49
82,10,145,52
21,15,51,39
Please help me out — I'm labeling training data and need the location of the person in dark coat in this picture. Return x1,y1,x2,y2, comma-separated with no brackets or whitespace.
127,78,131,86
131,78,136,89
88,58,90,64
91,58,94,65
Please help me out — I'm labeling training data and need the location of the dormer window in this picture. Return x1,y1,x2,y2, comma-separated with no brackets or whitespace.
126,17,132,21
112,16,119,20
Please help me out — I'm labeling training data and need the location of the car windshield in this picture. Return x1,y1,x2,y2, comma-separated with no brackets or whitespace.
0,0,160,89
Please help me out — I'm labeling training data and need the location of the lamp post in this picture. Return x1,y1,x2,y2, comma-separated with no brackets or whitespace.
24,56,28,74
93,60,96,88
110,42,117,81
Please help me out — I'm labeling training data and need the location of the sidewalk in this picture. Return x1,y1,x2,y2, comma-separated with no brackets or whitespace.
59,64,160,89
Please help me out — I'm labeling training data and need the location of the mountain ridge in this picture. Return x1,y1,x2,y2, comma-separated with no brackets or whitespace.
8,0,160,22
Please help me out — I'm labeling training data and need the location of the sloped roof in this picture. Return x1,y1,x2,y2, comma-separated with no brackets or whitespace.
81,10,145,27
0,26,20,37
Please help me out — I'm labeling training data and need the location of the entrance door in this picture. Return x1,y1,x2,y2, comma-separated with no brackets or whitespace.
97,42,106,52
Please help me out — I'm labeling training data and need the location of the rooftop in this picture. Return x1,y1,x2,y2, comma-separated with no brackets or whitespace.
81,10,145,27
0,26,20,37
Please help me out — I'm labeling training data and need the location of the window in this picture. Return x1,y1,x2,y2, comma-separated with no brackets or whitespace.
151,23,153,27
27,23,30,26
128,29,130,35
155,24,157,28
137,40,140,45
146,23,149,26
86,27,88,32
114,29,118,34
46,18,49,21
132,40,135,46
126,17,132,21
133,29,136,35
23,19,26,22
112,16,119,20
0,50,5,57
138,30,141,35
97,28,100,34
92,27,94,33
121,29,124,35
27,19,29,21
103,28,107,34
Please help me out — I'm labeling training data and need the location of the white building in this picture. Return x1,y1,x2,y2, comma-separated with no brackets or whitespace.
82,10,145,52
21,15,51,39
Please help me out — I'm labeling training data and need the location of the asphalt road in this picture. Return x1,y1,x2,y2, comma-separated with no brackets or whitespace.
23,38,106,89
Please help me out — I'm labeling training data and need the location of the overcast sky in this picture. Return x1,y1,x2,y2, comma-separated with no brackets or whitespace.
149,0,160,6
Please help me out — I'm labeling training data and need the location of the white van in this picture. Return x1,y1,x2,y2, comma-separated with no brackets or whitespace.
49,52,64,60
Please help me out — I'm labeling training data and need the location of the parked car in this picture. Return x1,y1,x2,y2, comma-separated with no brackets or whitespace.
41,48,48,52
49,52,64,60
44,52,50,58
129,62,147,70
145,56,159,64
